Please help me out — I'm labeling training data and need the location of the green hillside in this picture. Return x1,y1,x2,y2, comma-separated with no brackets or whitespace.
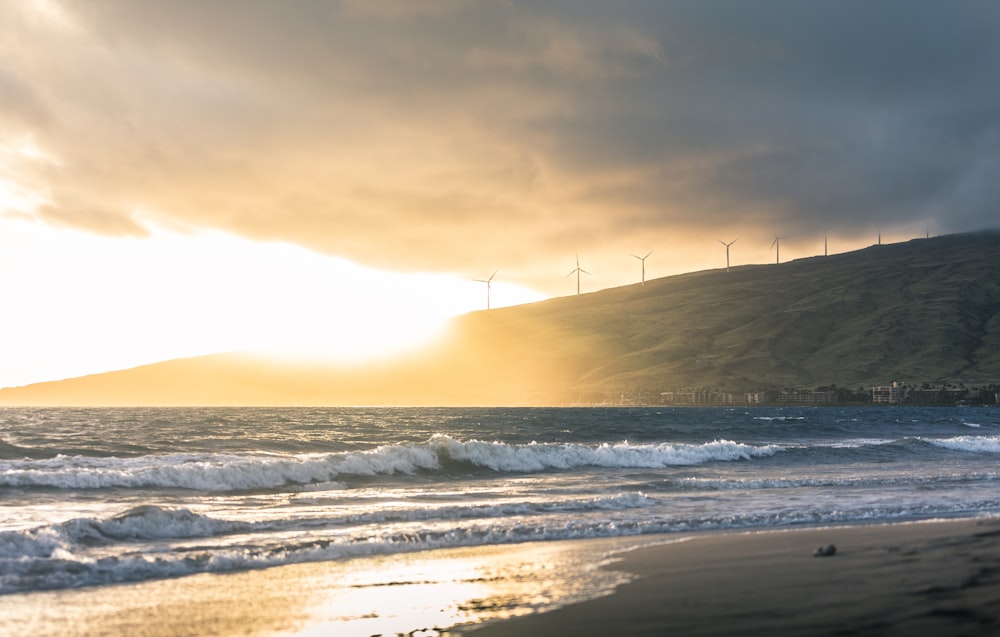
492,230,1000,402
3,231,999,406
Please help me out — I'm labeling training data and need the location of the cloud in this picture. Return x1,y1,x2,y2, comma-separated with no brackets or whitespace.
3,0,999,292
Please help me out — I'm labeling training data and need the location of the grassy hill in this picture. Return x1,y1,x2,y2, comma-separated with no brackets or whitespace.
3,231,999,406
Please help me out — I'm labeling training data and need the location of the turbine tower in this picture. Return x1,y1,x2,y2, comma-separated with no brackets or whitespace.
566,255,591,295
770,234,783,264
474,270,497,310
631,250,653,285
718,239,737,272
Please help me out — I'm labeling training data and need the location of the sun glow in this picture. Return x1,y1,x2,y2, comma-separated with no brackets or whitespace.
0,216,545,389
0,179,43,214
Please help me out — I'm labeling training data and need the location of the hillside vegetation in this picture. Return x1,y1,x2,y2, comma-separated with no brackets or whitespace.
3,231,999,405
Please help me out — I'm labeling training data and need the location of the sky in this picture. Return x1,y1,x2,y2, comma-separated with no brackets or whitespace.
2,0,999,388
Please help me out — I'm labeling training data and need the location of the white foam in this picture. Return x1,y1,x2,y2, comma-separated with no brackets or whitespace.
0,438,782,491
822,437,895,448
296,481,348,493
433,436,781,472
4,495,993,596
752,416,806,421
0,493,658,563
925,435,1000,454
0,446,442,491
678,472,1000,491
0,506,247,561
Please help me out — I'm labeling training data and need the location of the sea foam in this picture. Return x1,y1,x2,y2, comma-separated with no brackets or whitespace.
2,494,994,596
0,506,247,559
0,437,781,491
924,435,1000,454
432,436,781,472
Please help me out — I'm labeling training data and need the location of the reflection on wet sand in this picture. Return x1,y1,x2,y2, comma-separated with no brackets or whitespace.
0,537,657,637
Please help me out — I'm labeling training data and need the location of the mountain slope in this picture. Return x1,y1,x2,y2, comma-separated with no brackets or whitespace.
3,231,999,405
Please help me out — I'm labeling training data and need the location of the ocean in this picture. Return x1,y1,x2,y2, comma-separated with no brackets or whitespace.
2,406,999,633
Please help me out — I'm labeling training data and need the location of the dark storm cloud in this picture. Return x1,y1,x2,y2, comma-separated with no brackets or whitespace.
537,0,1000,232
4,0,999,290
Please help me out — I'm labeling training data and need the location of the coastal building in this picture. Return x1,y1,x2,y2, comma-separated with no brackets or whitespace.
660,390,712,405
660,389,773,405
872,381,905,404
779,390,836,404
714,391,743,405
909,389,945,404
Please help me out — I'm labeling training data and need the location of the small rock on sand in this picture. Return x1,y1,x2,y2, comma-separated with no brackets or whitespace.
813,544,837,557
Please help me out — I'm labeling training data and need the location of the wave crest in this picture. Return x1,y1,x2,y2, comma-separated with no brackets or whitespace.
433,436,780,471
0,437,781,491
924,435,1000,454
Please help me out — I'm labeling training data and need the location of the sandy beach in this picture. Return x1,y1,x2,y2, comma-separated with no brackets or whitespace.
1,517,997,636
468,517,1000,637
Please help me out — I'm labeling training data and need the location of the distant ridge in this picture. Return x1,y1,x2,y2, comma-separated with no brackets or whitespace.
3,231,1000,406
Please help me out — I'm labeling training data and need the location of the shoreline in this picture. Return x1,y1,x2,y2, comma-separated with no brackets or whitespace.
2,517,999,636
465,517,1000,636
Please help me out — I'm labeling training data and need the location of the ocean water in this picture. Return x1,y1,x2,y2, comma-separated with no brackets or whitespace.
2,406,999,617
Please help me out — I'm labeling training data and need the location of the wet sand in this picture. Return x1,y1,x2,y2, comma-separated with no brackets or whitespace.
2,518,999,636
0,537,642,637
466,517,1000,636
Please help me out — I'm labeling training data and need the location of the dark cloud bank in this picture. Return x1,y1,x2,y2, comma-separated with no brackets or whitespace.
6,0,999,289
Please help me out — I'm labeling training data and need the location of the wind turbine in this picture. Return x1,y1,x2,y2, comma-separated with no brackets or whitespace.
566,255,591,295
770,234,783,264
824,233,828,257
475,270,497,310
631,250,653,285
718,239,737,272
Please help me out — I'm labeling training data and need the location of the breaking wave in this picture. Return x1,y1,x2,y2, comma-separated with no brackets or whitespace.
0,437,782,491
923,435,1000,454
0,493,656,559
3,494,997,596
